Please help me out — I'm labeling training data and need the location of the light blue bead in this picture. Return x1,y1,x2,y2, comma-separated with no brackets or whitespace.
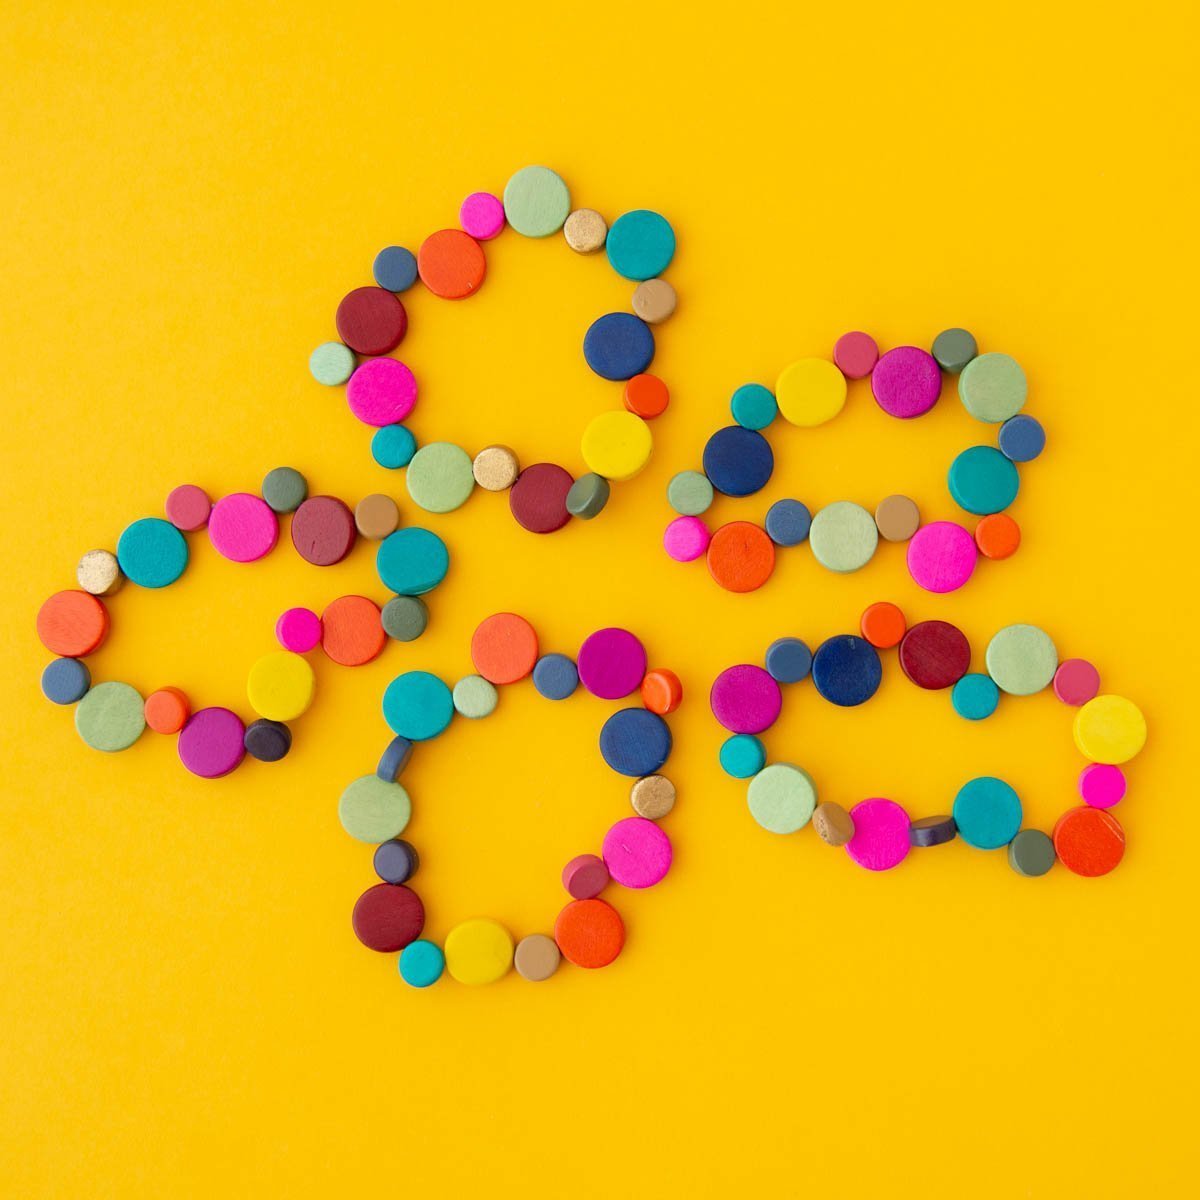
997,414,1045,463
953,776,1022,849
765,499,811,546
382,671,454,740
399,940,444,988
372,423,417,469
720,734,766,779
765,638,812,683
532,653,578,700
730,383,777,430
948,445,1020,515
116,517,188,588
373,246,418,293
951,673,1000,720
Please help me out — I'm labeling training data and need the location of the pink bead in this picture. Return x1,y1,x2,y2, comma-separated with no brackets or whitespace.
459,192,506,241
1054,659,1101,706
1079,763,1126,808
845,798,911,871
276,607,322,653
165,484,212,531
871,346,942,418
833,331,879,379
907,521,978,593
709,664,782,734
602,817,672,888
345,357,417,427
664,515,710,561
208,493,279,563
577,627,647,700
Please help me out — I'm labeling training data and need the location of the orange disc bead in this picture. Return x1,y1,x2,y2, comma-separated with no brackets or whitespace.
321,595,385,666
554,898,626,969
623,373,670,419
36,590,109,657
144,687,190,734
417,229,486,300
470,613,538,684
975,513,1021,559
706,521,776,593
1053,806,1126,877
641,668,682,715
860,601,907,649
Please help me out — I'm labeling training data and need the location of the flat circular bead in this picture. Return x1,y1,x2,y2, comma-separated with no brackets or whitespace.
346,358,418,427
948,446,1020,515
703,426,775,497
376,528,449,594
747,763,817,834
514,934,560,982
776,358,847,426
445,918,513,984
42,657,90,704
720,734,766,778
871,346,942,418
606,210,675,280
76,549,123,596
1053,807,1125,876
730,383,777,429
581,411,652,481
471,613,538,684
399,940,444,988
372,424,417,469
632,278,677,324
813,801,855,846
509,463,573,533
765,637,812,683
833,331,879,379
372,245,418,292
37,590,109,657
986,624,1057,695
459,191,505,240
555,900,625,968
407,442,475,513
177,707,245,778
630,774,676,819
243,719,291,762
667,470,713,515
583,312,655,381
381,595,428,642
144,687,189,734
472,445,520,491
906,521,978,592
1054,659,1101,706
623,373,669,419
959,352,1027,422
706,521,775,591
809,502,878,573
452,674,498,719
951,673,1000,720
374,838,419,884
355,493,400,540
1008,829,1056,877
291,496,356,566
860,601,906,649
931,328,977,373
339,775,411,842
602,816,672,887
641,668,682,715
599,709,672,777
874,494,921,542
563,208,607,253
1080,763,1126,808
563,854,609,899
353,884,424,953
261,467,307,513
309,341,356,386
1073,695,1147,764
377,736,414,782
845,799,911,871
664,516,709,561
75,681,144,751
274,605,320,653
164,484,211,531
910,815,957,848
335,286,407,356
566,473,610,519
321,595,385,666
503,166,570,237
765,499,811,546
533,653,579,700
975,513,1021,559
417,229,486,299
382,671,454,740
710,664,782,733
998,414,1045,462
578,627,646,699
953,777,1022,849
117,517,188,588
899,620,971,690
246,651,315,721
811,635,882,706
208,493,279,563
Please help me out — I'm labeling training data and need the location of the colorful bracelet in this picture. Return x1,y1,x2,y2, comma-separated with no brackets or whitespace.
711,601,1145,877
337,615,681,987
665,330,1043,593
310,165,678,533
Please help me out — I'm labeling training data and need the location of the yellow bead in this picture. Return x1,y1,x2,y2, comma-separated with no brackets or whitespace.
1073,694,1146,764
580,410,652,481
444,918,513,985
246,651,315,722
775,357,847,426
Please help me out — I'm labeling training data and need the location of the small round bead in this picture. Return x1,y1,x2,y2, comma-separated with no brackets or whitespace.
832,331,879,379
261,467,308,514
380,595,429,642
144,687,189,734
514,934,560,982
372,246,418,293
42,658,91,704
764,499,811,546
632,278,676,323
764,637,812,683
874,494,920,543
76,549,123,596
998,414,1046,462
640,668,682,715
371,424,417,470
566,473,611,519
164,485,212,532
309,341,356,385
472,445,520,491
374,838,419,884
730,383,777,430
719,734,766,779
452,674,499,719
812,801,855,846
563,208,607,253
663,516,710,561
533,653,579,700
909,816,957,848
951,673,1000,720
562,854,609,899
1008,829,1056,877
666,470,714,516
399,940,444,988
630,774,676,819
243,719,291,762
1079,763,1126,808
931,328,978,373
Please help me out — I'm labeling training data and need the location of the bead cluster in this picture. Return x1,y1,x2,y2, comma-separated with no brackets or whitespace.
338,615,682,987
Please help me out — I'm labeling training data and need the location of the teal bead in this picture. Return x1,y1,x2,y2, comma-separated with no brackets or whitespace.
951,673,1000,720
953,777,1022,849
116,517,188,588
382,671,454,740
399,939,444,988
948,445,1020,515
605,210,675,280
372,423,417,469
376,528,449,595
720,734,766,779
730,383,777,430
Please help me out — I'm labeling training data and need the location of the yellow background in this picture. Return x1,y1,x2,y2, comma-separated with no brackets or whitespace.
2,2,1196,1196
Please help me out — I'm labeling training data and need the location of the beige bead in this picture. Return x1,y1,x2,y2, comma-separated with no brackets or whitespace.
77,549,123,596
630,774,676,820
472,445,520,491
874,494,921,542
354,493,400,539
632,278,677,324
563,208,607,254
812,801,855,847
514,933,560,982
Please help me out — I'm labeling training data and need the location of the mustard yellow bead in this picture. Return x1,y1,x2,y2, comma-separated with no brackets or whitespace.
775,357,847,426
580,410,652,481
444,918,513,985
246,651,315,722
1073,694,1147,764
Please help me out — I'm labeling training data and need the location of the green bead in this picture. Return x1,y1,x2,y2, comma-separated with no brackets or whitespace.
566,473,610,519
503,166,570,238
667,470,713,516
452,675,498,719
931,328,977,374
406,443,475,513
338,775,411,842
75,681,145,752
309,341,356,386
747,763,817,834
262,467,308,513
985,624,1058,695
381,596,429,642
959,352,1027,423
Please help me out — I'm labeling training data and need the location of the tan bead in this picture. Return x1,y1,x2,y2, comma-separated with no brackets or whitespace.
514,933,560,982
563,208,607,254
472,445,520,491
76,549,123,596
874,494,921,542
812,801,855,846
632,278,677,324
354,493,400,540
630,774,676,820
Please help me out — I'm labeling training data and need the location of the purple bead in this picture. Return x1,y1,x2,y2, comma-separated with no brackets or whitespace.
178,707,246,778
577,628,647,700
871,346,942,418
709,664,782,734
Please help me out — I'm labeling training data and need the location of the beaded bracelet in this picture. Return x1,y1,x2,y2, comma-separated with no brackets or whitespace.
711,601,1145,877
309,165,678,534
665,330,1043,593
337,615,681,987
37,471,450,776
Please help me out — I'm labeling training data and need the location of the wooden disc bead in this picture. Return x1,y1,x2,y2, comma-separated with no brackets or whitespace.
874,494,920,542
899,620,971,690
321,595,385,666
144,687,190,734
554,899,625,968
562,853,609,899
812,801,855,846
632,278,676,324
291,496,357,566
514,933,561,982
641,668,682,715
630,774,676,819
472,445,520,491
76,549,123,596
37,590,109,657
354,493,400,540
563,208,607,253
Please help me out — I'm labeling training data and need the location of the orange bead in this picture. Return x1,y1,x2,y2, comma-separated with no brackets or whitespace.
144,687,190,734
975,513,1021,559
1053,806,1125,876
554,898,625,968
470,613,538,684
321,595,385,666
417,229,486,299
706,521,776,592
623,373,670,419
36,590,109,657
641,668,682,715
860,601,907,649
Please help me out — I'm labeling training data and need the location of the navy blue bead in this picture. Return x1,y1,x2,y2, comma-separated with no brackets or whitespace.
997,414,1046,463
582,312,655,381
41,657,91,704
811,635,883,707
765,638,812,684
598,708,672,777
377,735,414,781
764,499,811,546
532,653,578,700
702,426,774,497
373,246,418,292
374,838,419,884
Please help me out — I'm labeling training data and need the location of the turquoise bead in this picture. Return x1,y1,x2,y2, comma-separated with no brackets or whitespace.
116,517,188,588
720,734,766,779
730,383,777,430
605,210,675,280
382,671,454,740
947,445,1020,515
372,423,417,469
951,673,1000,720
376,528,449,595
399,939,444,987
953,777,1022,849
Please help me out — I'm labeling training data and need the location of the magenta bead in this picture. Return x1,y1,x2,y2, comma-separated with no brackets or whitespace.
845,798,911,870
460,192,506,240
709,664,782,734
906,521,978,593
664,516,710,561
178,707,246,779
276,607,322,653
208,493,279,563
871,346,942,418
833,331,879,379
345,357,417,427
577,627,647,700
1054,659,1101,706
602,817,672,888
1079,763,1126,808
